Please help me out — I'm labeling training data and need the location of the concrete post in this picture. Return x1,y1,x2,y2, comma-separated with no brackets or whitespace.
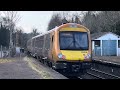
1,45,2,58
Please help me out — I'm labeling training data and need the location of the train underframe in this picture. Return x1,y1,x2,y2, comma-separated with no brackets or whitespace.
27,51,91,77
53,61,92,77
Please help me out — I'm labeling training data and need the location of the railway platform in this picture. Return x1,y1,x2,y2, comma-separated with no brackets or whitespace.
0,56,67,79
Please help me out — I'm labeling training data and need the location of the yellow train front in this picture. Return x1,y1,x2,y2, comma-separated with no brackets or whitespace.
51,23,92,76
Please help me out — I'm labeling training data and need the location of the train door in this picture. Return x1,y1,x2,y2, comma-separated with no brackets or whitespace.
31,39,34,55
94,40,101,56
102,40,117,56
33,38,36,54
51,35,54,59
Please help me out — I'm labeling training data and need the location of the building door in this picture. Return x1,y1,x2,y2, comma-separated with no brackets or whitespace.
102,40,117,56
94,40,101,56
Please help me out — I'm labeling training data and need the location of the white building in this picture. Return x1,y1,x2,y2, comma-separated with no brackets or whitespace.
91,32,120,56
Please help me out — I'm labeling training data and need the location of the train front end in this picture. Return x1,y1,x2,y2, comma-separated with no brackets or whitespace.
54,23,92,75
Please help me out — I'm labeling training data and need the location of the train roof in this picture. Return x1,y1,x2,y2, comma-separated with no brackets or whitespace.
31,26,59,40
30,23,90,40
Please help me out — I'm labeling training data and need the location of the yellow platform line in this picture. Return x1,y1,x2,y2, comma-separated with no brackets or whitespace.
24,57,53,79
0,59,15,63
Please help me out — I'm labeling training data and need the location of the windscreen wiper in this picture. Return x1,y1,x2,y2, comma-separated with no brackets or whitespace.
64,41,73,50
74,40,87,50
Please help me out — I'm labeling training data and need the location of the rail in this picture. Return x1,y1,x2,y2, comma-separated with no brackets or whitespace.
85,68,120,79
92,59,120,67
79,59,120,79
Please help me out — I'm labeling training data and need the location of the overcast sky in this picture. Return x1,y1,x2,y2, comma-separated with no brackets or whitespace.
11,11,84,33
16,11,54,33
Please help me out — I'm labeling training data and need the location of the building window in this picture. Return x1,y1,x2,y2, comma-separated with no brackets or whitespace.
118,40,120,48
95,40,100,47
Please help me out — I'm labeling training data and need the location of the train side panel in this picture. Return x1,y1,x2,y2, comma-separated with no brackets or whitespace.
34,35,44,58
42,33,51,58
32,31,55,61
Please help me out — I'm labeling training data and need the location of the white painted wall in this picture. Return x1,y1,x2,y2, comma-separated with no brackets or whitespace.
118,48,120,56
0,51,4,58
92,41,94,51
16,47,20,54
118,38,120,56
0,51,9,58
92,41,95,56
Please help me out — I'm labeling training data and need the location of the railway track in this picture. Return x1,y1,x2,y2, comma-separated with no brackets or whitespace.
84,68,120,79
69,60,120,79
78,60,120,79
28,55,120,79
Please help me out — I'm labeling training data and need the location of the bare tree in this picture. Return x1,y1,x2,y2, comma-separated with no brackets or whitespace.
2,11,20,24
2,11,21,57
82,11,99,33
47,13,62,30
15,29,23,47
81,11,120,35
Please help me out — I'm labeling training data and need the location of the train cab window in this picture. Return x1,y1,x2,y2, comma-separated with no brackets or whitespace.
59,31,88,50
95,40,100,47
118,40,120,48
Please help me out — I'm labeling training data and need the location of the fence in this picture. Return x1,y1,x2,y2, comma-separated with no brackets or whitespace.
0,45,25,59
0,45,9,58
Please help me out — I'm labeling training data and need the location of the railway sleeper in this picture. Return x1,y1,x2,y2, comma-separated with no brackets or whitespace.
90,68,120,79
87,69,120,79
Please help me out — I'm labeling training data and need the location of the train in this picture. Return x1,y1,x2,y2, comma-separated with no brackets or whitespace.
27,23,92,76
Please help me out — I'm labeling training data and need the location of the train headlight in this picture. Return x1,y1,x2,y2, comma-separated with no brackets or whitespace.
58,53,66,59
84,54,91,59
58,53,62,58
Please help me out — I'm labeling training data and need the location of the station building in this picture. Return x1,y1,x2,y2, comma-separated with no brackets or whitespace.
91,32,120,56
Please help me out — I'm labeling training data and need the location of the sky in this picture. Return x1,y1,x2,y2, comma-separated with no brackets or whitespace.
16,11,85,34
0,11,84,34
16,11,54,33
